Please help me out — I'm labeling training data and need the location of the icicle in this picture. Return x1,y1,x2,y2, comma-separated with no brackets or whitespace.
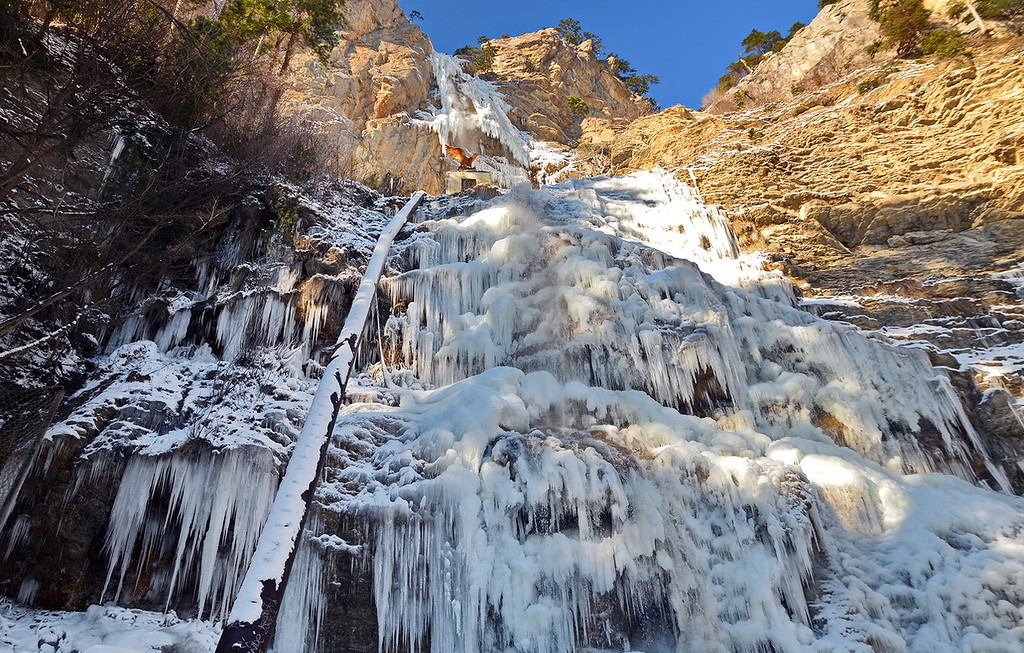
415,53,533,188
100,447,278,621
98,132,127,193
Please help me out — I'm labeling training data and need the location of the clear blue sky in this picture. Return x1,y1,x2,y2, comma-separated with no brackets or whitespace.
401,0,820,109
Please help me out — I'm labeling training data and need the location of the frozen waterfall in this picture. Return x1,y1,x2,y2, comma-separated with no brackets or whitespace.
5,172,1022,653
304,170,1023,653
416,52,534,189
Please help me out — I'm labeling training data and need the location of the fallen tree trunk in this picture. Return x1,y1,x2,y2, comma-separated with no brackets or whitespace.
215,190,426,653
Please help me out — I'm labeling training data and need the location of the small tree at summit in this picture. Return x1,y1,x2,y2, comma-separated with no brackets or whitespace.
713,22,804,95
741,29,784,56
557,18,583,45
624,73,660,96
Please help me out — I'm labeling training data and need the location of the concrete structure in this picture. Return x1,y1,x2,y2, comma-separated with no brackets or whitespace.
445,170,493,194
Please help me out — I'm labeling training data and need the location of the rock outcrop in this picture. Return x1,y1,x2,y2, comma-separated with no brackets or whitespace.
483,29,651,144
281,4,651,194
705,0,883,113
281,0,442,193
284,0,433,129
610,37,1024,452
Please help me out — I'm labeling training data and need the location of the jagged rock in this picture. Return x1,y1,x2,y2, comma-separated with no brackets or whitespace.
281,0,440,193
705,0,883,113
280,10,652,194
484,28,652,144
610,31,1024,458
283,0,433,130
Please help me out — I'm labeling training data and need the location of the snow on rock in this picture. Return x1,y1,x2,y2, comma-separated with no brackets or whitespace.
300,169,1024,653
47,341,312,458
0,180,403,640
0,599,218,652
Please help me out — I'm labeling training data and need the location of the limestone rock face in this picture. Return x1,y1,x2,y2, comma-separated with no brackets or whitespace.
284,0,432,130
280,11,653,193
706,0,882,113
610,39,1024,449
485,29,652,144
613,44,1024,251
281,0,442,193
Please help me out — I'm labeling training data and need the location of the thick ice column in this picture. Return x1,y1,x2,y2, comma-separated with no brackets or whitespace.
215,191,425,653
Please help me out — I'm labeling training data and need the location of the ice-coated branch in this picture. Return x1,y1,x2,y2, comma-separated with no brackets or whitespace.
215,191,426,653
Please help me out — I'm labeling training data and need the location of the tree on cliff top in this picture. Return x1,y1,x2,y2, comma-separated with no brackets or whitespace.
870,0,931,56
552,19,660,101
556,18,583,45
713,22,805,95
219,0,347,71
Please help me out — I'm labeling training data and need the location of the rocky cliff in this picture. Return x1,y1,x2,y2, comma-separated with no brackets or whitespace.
483,28,651,144
609,34,1024,462
281,0,648,194
701,0,1006,114
281,0,440,192
705,0,883,113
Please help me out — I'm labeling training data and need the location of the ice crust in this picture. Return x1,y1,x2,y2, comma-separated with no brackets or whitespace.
8,169,1024,652
312,170,1024,653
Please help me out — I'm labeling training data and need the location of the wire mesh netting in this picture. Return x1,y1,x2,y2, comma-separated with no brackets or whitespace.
0,386,64,532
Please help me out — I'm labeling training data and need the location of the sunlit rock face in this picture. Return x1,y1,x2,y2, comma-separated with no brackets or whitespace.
483,28,653,144
281,0,442,192
703,0,882,114
279,1,652,195
608,35,1024,481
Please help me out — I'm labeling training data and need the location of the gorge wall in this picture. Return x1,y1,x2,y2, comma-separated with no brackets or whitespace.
281,0,649,194
608,13,1024,469
4,0,1024,651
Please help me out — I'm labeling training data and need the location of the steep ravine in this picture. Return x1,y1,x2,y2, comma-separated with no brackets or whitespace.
3,2,1024,652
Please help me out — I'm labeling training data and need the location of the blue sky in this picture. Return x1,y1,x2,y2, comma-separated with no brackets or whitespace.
401,0,820,109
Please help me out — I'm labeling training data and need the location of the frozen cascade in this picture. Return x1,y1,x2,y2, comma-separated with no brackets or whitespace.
417,52,533,188
106,261,345,363
381,172,1001,483
101,447,277,620
303,170,1024,653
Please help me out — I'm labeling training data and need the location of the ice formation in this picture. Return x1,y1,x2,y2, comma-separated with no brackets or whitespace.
381,173,1006,485
416,52,533,188
222,191,424,646
102,447,277,621
0,183,393,641
6,169,1024,653
303,170,1024,653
